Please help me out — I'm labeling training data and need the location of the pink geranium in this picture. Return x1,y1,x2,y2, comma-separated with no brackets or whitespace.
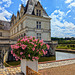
11,50,13,54
46,44,50,49
21,44,27,50
11,36,50,61
20,52,23,55
28,54,30,57
32,47,35,51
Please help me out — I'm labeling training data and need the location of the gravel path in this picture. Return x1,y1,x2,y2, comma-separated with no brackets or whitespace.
39,64,75,75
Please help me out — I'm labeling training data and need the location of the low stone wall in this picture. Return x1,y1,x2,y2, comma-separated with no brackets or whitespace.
38,58,75,70
56,49,75,53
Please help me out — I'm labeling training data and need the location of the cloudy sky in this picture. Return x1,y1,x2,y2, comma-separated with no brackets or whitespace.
0,0,75,38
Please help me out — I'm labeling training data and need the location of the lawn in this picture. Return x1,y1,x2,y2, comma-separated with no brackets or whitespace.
4,56,56,67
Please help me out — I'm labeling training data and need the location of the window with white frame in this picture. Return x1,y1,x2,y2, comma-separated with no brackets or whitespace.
36,9,41,16
36,21,41,29
37,33,41,40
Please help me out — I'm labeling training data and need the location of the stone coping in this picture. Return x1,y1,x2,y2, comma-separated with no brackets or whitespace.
38,58,75,64
56,49,75,53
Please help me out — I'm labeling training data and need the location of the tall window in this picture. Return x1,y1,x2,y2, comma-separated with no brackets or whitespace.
17,26,19,32
0,32,2,36
21,23,23,30
36,9,41,16
36,21,41,29
37,33,41,40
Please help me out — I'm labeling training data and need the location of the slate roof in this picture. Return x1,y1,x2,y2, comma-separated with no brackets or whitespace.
0,0,49,30
0,20,10,30
25,0,49,18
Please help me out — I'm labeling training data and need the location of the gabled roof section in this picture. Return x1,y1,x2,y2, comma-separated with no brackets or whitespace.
25,0,49,18
26,0,38,14
35,1,49,18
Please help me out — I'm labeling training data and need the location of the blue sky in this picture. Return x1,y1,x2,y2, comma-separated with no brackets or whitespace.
0,0,75,38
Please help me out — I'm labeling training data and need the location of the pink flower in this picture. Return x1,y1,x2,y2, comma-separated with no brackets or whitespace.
41,43,43,46
32,47,35,51
21,38,25,42
17,38,20,41
45,51,48,54
20,58,22,60
16,59,18,61
28,54,30,57
39,39,43,43
23,56,25,58
37,50,39,52
15,46,19,49
42,49,45,55
30,42,34,45
27,40,29,42
32,59,35,61
35,57,39,60
20,52,23,55
21,44,27,50
11,45,15,49
11,50,13,54
34,44,37,47
39,52,41,54
13,53,16,56
46,44,50,49
32,56,34,59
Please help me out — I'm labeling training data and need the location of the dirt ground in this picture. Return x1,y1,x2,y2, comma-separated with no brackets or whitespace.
39,64,75,75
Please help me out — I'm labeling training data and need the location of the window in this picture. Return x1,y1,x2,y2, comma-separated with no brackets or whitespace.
21,23,23,30
36,9,41,16
14,28,16,33
17,26,19,32
37,33,41,40
0,32,2,36
36,21,41,29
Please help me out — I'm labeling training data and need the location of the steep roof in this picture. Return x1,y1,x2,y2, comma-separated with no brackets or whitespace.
24,0,49,18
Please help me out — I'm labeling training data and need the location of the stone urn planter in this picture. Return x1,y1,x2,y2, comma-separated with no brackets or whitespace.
21,59,38,75
11,36,50,75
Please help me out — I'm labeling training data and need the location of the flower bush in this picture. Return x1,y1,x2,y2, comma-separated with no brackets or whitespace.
11,36,50,61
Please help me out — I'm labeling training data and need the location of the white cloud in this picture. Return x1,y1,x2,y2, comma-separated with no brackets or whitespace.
0,7,12,21
69,15,71,17
66,10,71,15
50,9,75,37
73,18,75,19
18,4,21,11
0,0,12,21
0,1,2,4
21,0,28,4
2,0,12,7
44,7,47,10
68,2,75,8
65,0,73,3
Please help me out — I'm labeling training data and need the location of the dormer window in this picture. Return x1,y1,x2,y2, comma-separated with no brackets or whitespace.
36,9,41,16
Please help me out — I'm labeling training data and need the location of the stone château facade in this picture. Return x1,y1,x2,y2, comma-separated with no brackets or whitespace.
0,0,51,61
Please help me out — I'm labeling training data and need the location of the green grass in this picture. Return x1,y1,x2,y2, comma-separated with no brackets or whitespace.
4,61,21,67
56,44,75,50
38,56,56,62
4,56,56,67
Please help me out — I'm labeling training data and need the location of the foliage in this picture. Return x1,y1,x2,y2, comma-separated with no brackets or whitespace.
57,44,75,50
4,56,55,67
11,36,50,61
